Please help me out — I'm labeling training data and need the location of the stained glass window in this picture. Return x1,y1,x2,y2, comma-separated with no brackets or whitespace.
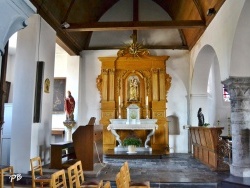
223,85,230,102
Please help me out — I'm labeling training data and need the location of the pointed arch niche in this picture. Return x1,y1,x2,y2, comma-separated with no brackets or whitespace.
97,54,171,153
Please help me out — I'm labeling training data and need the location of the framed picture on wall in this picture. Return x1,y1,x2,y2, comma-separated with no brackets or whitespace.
4,81,11,103
53,78,66,113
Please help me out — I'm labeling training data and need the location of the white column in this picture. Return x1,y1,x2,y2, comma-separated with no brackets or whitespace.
10,14,56,173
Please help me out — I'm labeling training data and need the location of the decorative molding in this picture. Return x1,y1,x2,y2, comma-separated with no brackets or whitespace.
117,33,150,58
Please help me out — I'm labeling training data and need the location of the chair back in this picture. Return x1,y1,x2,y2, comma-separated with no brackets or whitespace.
51,169,67,188
74,160,85,186
116,172,123,188
30,156,43,177
30,156,51,188
67,164,77,188
123,161,131,182
120,165,129,188
103,181,111,188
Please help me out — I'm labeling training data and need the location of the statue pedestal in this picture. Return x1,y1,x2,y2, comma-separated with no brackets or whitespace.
63,120,76,142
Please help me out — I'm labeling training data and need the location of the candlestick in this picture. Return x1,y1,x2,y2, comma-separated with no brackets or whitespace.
146,105,149,119
146,96,148,106
118,96,121,106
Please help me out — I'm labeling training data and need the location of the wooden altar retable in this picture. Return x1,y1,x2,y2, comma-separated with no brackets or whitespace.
97,50,172,153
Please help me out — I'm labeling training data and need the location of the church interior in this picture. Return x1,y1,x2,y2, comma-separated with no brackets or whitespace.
1,0,250,187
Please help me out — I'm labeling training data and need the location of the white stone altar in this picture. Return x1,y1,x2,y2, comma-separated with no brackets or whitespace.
107,118,158,152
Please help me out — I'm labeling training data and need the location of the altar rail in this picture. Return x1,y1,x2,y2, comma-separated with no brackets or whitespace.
189,127,229,171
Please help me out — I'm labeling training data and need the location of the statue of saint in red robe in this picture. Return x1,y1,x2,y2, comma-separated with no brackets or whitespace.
64,91,75,121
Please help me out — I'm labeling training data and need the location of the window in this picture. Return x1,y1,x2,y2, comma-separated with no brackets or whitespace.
223,85,230,102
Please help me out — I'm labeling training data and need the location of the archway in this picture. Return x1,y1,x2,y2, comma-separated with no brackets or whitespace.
191,45,222,126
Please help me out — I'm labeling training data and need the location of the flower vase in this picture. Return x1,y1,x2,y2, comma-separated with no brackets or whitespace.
128,145,137,153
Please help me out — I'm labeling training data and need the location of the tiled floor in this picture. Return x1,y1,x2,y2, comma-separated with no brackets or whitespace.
96,153,230,187
5,153,231,187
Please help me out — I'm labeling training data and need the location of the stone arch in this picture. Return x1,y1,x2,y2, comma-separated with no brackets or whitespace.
191,45,221,125
0,1,35,54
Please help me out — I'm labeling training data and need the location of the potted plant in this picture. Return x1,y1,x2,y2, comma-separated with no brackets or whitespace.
123,137,142,153
203,123,210,127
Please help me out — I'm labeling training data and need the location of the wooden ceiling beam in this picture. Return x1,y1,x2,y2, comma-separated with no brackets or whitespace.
61,0,76,23
193,0,206,22
65,20,205,32
86,45,188,50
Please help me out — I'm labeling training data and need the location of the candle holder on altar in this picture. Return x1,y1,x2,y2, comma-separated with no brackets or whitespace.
118,104,122,119
146,105,149,119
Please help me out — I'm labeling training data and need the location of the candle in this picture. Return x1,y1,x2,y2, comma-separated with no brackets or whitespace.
146,96,148,106
118,96,121,106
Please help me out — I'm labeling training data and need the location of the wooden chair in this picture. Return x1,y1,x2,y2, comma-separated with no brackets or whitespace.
51,169,67,188
30,156,51,188
103,181,111,188
0,165,14,188
67,163,78,188
119,165,130,188
115,171,125,188
74,160,103,187
123,161,150,188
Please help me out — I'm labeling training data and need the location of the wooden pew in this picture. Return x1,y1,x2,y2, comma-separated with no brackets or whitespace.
189,126,229,171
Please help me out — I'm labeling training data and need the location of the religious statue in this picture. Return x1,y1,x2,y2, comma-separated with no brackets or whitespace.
44,78,50,93
129,78,139,101
197,107,204,126
64,91,75,121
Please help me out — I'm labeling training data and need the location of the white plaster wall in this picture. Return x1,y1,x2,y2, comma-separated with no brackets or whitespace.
10,14,55,173
230,0,250,76
167,68,188,153
190,0,245,80
52,52,80,132
90,0,181,48
52,52,67,129
78,50,117,125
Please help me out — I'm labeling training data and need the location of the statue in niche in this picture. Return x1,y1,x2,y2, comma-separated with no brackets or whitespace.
128,76,139,101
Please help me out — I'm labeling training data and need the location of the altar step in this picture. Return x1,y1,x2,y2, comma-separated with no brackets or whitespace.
104,149,164,159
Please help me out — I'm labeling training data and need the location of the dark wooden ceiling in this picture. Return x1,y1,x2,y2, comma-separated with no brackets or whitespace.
30,0,225,55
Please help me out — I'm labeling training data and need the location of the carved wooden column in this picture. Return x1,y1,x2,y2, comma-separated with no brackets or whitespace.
159,69,166,100
222,77,250,177
152,69,159,101
102,69,108,101
109,69,115,101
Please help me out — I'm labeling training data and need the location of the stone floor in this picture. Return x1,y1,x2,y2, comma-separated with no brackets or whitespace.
5,153,232,188
99,153,230,188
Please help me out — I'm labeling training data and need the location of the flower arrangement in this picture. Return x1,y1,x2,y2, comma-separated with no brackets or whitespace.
123,137,142,147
